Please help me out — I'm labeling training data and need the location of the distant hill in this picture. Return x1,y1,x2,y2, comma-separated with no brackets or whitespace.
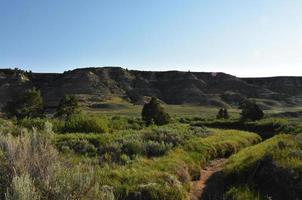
1,67,302,109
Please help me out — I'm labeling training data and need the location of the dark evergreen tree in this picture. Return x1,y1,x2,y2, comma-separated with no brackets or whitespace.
55,95,81,118
217,108,224,119
217,108,229,119
222,108,229,119
142,97,170,126
239,100,264,121
3,87,44,119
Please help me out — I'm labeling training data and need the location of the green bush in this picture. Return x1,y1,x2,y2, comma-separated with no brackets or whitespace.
58,139,98,156
0,119,25,137
239,100,264,121
18,118,49,131
0,129,109,199
62,114,109,133
109,116,129,130
109,116,144,131
56,133,123,161
142,97,171,126
127,118,145,130
50,119,65,133
189,126,210,137
145,141,172,157
2,87,44,119
55,95,81,118
122,139,144,157
143,128,184,147
5,174,40,200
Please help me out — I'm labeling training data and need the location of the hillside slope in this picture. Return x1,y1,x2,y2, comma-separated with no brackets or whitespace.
0,67,301,109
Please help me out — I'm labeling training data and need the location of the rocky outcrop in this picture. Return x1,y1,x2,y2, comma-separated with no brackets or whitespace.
0,67,301,109
244,77,302,96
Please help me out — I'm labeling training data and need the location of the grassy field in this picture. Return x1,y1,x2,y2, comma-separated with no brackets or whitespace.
0,100,302,199
86,100,302,119
55,126,261,200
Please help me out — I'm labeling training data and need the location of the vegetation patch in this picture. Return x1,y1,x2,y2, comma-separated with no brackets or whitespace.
223,134,302,200
55,124,210,161
92,129,260,200
57,114,109,133
192,117,301,139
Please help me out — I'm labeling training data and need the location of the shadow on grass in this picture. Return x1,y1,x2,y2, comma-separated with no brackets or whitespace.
199,171,226,200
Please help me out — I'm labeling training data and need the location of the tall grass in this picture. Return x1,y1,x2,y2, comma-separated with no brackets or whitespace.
0,125,110,200
92,129,261,200
223,134,302,200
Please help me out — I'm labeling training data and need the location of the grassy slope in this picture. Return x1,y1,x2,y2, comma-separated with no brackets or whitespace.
223,134,302,200
90,129,261,200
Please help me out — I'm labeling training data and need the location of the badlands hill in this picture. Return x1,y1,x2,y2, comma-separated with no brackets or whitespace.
0,67,301,109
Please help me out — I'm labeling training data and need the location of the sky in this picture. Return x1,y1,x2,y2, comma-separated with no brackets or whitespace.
0,0,302,77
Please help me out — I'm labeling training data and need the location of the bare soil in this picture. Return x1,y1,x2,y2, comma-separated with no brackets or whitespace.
189,159,227,200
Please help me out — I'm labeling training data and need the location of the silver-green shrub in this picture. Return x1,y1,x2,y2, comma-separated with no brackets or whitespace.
0,122,112,200
5,174,40,200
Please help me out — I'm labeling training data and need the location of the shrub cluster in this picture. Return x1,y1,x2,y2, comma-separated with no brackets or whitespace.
109,116,144,131
192,118,299,139
56,124,211,164
2,88,44,120
96,129,260,200
0,127,110,199
100,136,174,162
144,141,173,157
142,97,171,126
0,118,261,200
143,128,183,146
17,117,50,131
59,114,109,133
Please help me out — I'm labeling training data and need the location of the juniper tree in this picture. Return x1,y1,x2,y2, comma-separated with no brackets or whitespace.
142,97,170,126
55,95,81,118
239,100,264,121
3,87,44,119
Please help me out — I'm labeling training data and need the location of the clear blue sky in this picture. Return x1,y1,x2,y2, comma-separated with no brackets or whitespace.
1,0,302,77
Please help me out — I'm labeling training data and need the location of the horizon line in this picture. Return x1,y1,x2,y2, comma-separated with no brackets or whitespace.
0,66,301,79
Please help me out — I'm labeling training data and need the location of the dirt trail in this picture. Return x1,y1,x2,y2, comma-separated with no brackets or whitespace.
189,158,227,200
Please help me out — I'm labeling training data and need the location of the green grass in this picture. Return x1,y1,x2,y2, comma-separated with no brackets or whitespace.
3,96,302,200
85,99,302,117
4,99,302,199
54,126,261,200
223,133,302,200
192,117,302,139
224,134,302,173
88,129,261,200
85,102,242,118
225,186,268,200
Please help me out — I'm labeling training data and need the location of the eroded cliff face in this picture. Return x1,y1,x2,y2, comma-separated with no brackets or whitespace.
0,67,301,109
244,77,302,96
